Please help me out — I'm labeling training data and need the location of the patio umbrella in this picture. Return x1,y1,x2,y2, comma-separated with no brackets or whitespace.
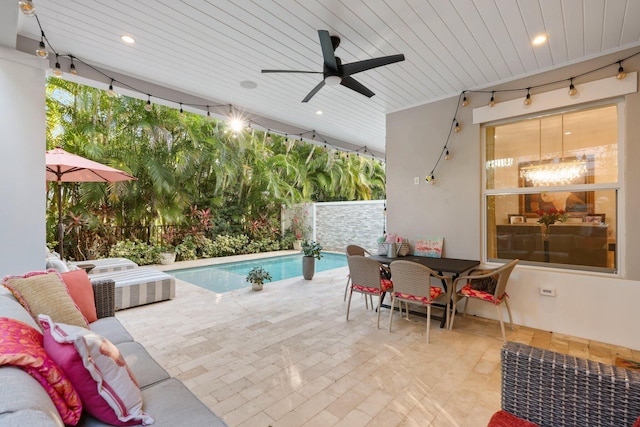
46,146,136,259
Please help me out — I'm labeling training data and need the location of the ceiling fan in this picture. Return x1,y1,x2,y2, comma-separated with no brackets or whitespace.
261,30,405,103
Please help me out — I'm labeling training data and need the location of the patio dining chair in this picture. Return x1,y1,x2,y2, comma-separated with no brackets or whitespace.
344,245,374,308
346,255,392,328
449,259,519,342
388,260,452,343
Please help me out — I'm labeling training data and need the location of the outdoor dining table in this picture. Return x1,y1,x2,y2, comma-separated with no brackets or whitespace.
370,254,480,328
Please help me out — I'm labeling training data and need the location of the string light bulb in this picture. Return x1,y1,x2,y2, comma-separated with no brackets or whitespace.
445,149,451,160
107,79,116,97
454,121,461,133
489,91,496,107
18,0,36,16
144,95,152,112
425,174,436,184
52,54,63,76
617,61,627,80
462,94,469,107
524,88,532,105
69,57,78,75
568,78,577,96
179,103,184,115
36,32,48,58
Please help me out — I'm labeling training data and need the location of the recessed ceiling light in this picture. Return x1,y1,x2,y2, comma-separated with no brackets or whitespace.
120,35,135,44
316,110,323,115
532,34,547,46
240,80,257,89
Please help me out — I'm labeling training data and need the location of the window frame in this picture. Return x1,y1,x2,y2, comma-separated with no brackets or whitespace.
481,98,625,275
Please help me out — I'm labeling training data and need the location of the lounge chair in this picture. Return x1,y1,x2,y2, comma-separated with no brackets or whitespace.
88,267,175,311
69,257,138,274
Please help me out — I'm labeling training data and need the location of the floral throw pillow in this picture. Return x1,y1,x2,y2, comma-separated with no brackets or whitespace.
0,316,82,425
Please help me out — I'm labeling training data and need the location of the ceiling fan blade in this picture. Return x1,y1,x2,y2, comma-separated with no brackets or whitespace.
342,54,405,76
302,80,326,103
340,76,375,98
318,30,338,71
261,70,322,74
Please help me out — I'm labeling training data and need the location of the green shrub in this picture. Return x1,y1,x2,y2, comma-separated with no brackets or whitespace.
108,240,160,265
175,235,198,261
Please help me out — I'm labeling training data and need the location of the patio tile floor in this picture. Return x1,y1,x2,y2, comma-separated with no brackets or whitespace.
116,258,639,426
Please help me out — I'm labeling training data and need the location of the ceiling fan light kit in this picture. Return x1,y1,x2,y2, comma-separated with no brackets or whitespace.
262,30,405,102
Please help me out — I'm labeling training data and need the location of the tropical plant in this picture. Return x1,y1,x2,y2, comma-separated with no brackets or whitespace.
246,266,272,285
302,241,323,260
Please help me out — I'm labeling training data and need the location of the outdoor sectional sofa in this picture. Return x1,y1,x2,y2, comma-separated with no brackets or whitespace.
0,277,226,426
489,341,640,427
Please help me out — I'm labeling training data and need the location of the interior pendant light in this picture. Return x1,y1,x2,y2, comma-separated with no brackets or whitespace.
36,32,48,58
489,91,496,107
52,54,63,76
144,94,152,112
568,78,577,96
18,0,36,16
616,61,627,80
523,88,532,105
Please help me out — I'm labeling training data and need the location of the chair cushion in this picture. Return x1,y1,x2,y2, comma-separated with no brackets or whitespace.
40,315,154,426
3,270,88,328
0,317,82,425
487,410,540,426
395,286,443,303
459,283,506,304
352,278,393,294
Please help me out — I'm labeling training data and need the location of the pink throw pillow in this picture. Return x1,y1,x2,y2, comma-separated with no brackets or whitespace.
0,317,82,425
39,315,154,426
61,270,98,323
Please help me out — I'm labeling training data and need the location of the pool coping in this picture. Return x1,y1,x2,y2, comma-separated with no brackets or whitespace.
151,249,344,273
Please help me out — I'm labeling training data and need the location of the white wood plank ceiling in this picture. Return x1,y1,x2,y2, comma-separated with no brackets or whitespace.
15,0,640,155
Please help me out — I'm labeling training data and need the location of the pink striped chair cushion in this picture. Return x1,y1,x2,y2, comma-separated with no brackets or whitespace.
459,283,507,304
352,278,392,294
394,287,443,304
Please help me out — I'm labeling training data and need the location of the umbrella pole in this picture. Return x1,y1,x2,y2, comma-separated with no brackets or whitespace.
56,181,65,259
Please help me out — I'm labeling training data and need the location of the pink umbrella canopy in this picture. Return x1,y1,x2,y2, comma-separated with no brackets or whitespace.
46,147,137,258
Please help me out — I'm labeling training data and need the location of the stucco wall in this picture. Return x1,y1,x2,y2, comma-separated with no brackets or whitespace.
386,47,640,350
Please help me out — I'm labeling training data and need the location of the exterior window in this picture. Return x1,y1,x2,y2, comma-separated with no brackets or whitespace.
484,104,619,273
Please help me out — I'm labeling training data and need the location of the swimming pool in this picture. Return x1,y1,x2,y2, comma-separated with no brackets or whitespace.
167,252,347,293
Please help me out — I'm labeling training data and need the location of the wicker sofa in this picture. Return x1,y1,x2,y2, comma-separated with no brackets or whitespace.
489,341,640,427
0,278,226,426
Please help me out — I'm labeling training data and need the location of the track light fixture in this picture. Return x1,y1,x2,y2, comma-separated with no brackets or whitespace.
524,88,532,105
462,94,469,107
617,61,627,80
568,78,577,96
52,54,63,76
489,91,496,107
107,79,116,97
144,95,152,112
18,0,36,16
36,32,48,58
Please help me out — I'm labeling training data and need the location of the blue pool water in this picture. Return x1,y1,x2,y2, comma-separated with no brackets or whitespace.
167,253,347,293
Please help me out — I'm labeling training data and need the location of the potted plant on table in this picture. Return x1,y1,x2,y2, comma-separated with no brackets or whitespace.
301,240,322,280
246,266,272,291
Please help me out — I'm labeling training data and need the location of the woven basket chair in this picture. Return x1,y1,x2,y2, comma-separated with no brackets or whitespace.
449,259,519,341
388,260,452,343
346,255,392,328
